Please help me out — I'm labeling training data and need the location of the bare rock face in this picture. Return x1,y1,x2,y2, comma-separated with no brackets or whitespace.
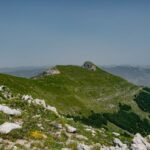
101,134,150,150
0,85,5,92
65,124,77,133
0,105,21,116
82,61,97,71
43,67,60,76
0,85,13,99
32,67,60,79
113,138,128,149
147,135,150,140
22,96,59,116
131,133,150,150
112,132,120,137
22,95,33,101
101,138,128,150
77,143,90,150
0,122,22,134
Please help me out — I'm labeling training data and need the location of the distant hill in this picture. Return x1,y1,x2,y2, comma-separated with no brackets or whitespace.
102,66,150,87
0,66,48,78
1,65,150,87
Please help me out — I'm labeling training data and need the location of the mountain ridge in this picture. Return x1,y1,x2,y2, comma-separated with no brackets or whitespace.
0,63,149,149
1,65,150,87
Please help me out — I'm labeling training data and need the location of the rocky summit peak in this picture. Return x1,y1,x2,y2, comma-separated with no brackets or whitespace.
82,61,97,71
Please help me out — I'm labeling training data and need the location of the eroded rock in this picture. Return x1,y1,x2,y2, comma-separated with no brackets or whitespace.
42,67,60,76
22,96,59,116
0,85,5,92
131,133,150,150
0,105,21,116
0,122,22,134
82,61,97,71
65,124,77,133
77,143,90,150
112,132,120,137
22,95,33,101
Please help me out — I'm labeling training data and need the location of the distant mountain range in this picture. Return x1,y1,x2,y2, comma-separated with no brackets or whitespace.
102,66,150,87
0,65,150,87
0,66,48,78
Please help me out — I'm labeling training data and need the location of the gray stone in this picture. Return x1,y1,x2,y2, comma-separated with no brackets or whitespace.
82,61,96,71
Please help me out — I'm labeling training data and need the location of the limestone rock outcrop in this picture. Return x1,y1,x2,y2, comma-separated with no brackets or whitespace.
82,61,97,71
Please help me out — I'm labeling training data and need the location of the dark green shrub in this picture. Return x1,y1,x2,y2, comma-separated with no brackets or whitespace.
134,90,150,113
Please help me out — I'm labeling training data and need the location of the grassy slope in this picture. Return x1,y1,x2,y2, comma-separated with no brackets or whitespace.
0,65,149,134
0,98,129,149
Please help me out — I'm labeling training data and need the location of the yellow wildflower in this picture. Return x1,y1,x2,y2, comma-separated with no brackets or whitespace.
30,131,47,139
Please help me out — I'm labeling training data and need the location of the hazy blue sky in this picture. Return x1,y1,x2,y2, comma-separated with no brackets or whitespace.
0,0,150,67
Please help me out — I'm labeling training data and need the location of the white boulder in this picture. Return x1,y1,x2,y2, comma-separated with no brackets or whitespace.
0,105,21,115
101,146,110,150
147,135,150,140
46,105,59,115
22,95,33,101
52,123,63,129
112,132,120,137
22,96,59,116
3,92,12,99
33,99,59,115
113,138,128,149
101,138,128,150
33,99,46,108
101,133,150,150
114,138,123,147
65,124,77,133
101,146,128,150
131,133,150,150
77,143,90,150
0,85,5,92
16,139,28,145
44,68,60,75
0,122,22,134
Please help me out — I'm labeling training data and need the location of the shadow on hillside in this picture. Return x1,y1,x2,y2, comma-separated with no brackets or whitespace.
67,112,107,128
67,104,150,136
104,103,150,136
134,88,150,113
